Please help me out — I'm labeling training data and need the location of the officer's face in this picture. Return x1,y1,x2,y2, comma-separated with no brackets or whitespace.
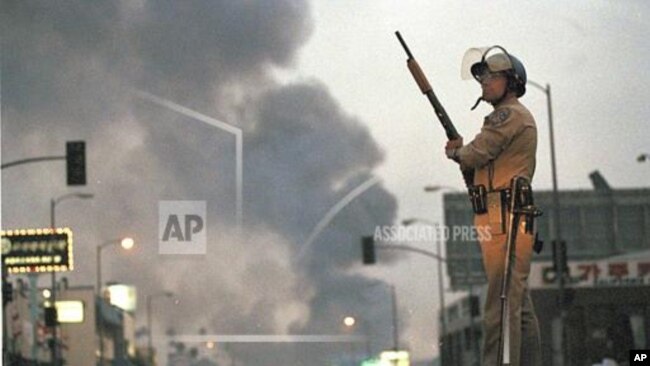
479,72,507,102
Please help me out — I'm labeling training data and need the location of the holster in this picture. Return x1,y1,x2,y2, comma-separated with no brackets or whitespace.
468,184,487,214
468,184,509,235
516,182,545,253
512,179,544,253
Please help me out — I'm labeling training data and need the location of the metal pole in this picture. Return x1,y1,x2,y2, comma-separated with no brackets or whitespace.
529,80,565,366
545,83,566,366
50,199,59,366
390,285,399,351
364,320,371,360
50,192,93,365
2,267,9,364
97,244,104,365
0,155,65,169
147,295,153,365
95,238,133,365
467,284,477,366
436,234,447,354
29,275,39,361
146,292,173,365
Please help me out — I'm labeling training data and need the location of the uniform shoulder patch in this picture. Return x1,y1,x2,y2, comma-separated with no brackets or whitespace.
485,108,512,127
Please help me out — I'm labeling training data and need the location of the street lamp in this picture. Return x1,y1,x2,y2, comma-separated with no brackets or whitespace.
343,315,374,365
421,183,485,365
96,237,135,365
343,316,356,327
528,79,566,366
402,216,480,366
389,285,399,352
423,185,459,192
342,316,357,365
51,193,95,228
96,238,135,295
353,282,400,353
400,218,448,349
146,291,174,365
50,192,94,365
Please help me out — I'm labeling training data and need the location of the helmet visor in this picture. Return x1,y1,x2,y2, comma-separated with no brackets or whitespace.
461,46,514,81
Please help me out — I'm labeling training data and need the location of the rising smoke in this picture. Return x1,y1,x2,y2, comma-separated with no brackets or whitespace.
1,1,401,364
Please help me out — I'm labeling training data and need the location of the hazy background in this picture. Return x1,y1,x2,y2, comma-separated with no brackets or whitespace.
2,1,649,364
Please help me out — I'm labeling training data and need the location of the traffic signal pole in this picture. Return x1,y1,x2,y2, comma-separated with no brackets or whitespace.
2,141,88,365
0,155,65,169
361,237,451,360
2,141,86,186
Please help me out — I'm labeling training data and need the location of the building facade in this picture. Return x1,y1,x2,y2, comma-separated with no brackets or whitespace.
3,282,137,365
441,184,650,366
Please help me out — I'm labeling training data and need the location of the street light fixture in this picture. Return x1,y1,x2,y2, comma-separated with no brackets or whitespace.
423,185,459,193
146,291,174,365
51,193,95,224
528,79,566,365
343,313,376,362
120,237,135,250
96,237,135,295
96,237,135,365
400,218,448,346
343,316,356,328
402,216,480,366
50,192,94,365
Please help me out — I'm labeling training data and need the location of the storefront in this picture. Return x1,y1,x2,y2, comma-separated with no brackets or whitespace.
529,251,650,365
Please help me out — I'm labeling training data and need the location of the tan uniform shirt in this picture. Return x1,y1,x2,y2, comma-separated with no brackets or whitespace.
455,98,542,366
456,98,537,190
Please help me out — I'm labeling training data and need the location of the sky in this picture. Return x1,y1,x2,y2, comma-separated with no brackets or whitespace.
2,1,650,365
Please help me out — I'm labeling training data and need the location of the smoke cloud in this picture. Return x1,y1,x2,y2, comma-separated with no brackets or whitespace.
1,1,402,364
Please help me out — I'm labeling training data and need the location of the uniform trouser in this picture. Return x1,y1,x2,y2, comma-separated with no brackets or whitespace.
475,213,542,366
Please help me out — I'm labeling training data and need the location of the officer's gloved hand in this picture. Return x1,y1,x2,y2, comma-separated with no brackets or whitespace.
445,138,463,163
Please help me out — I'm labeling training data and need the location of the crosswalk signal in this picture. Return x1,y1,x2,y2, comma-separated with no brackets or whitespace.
66,141,86,185
362,236,376,265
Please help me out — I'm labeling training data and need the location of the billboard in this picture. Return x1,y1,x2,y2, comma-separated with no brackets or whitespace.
56,300,84,323
529,252,650,289
1,228,73,274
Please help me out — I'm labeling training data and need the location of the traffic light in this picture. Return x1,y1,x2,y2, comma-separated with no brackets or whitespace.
552,240,568,276
45,306,58,327
361,236,376,265
66,141,86,185
2,281,13,305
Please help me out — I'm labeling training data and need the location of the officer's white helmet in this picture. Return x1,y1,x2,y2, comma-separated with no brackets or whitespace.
461,46,527,97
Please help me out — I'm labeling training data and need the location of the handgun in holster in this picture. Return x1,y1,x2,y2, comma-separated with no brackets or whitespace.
468,184,487,214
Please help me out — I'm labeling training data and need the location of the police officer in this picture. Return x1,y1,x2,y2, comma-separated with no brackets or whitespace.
445,47,542,366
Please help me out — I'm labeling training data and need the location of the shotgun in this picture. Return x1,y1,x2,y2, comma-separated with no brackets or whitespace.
395,31,474,189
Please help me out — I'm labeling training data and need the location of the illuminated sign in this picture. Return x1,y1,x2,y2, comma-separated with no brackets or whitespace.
1,228,73,274
379,350,410,366
56,300,84,323
107,284,137,312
